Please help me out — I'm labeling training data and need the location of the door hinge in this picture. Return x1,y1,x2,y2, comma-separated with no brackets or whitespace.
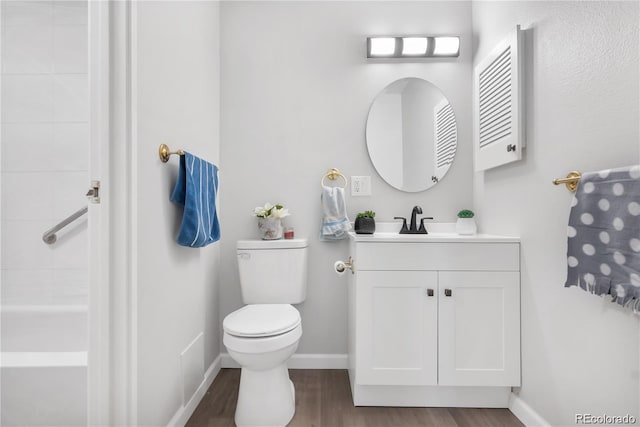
86,180,101,204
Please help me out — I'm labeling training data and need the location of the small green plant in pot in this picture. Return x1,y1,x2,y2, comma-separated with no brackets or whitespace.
457,209,475,219
456,209,477,235
355,210,376,235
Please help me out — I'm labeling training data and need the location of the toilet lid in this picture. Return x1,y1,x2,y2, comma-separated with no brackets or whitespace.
223,304,301,337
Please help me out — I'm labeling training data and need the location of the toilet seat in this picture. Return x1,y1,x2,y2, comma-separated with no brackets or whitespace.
223,304,300,338
224,323,302,355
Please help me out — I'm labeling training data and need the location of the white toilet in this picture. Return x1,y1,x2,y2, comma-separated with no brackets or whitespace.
223,238,308,427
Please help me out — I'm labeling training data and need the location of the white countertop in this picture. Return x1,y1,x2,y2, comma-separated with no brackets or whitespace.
347,223,520,243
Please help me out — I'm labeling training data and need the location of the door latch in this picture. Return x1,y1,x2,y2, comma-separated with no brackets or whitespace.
86,180,100,204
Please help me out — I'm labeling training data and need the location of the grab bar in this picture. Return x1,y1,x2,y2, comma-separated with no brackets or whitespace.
42,206,88,244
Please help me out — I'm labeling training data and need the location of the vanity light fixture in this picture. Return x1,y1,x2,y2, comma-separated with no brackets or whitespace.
402,37,429,56
368,37,397,56
367,36,460,58
433,36,460,56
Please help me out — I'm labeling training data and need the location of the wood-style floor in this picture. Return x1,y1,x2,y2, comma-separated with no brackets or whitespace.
186,369,524,427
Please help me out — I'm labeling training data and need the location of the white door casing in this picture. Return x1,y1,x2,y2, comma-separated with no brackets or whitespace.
88,1,137,425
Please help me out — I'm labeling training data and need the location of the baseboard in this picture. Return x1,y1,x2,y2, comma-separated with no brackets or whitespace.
220,353,348,369
509,392,551,427
167,354,222,427
353,383,510,407
288,353,348,369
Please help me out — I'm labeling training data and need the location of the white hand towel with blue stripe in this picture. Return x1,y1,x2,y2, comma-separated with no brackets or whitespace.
320,185,351,240
170,152,220,248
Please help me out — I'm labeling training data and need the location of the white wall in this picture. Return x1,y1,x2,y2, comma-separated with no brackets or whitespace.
220,1,472,355
472,1,640,425
133,1,220,425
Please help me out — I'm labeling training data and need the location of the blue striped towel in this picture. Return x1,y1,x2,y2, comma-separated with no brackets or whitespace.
170,152,220,248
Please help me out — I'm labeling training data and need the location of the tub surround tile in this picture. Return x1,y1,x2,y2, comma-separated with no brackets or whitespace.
1,1,53,27
1,269,88,306
51,123,90,171
53,25,88,74
50,220,88,269
53,1,87,26
1,74,54,122
51,171,89,220
1,123,89,172
1,23,54,74
1,172,55,221
1,0,89,314
52,74,88,122
1,123,54,171
1,220,55,270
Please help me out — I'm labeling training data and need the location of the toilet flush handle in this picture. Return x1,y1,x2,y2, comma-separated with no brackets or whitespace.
237,253,251,260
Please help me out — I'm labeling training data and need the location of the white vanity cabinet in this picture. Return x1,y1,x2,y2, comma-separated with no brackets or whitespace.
347,234,520,407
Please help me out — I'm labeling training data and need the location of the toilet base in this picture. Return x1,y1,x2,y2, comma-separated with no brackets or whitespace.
235,364,296,427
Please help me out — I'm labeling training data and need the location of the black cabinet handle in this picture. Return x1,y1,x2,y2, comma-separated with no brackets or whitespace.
426,288,434,297
444,289,453,297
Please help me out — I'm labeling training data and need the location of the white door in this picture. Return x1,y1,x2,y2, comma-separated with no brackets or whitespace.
356,271,438,386
438,271,520,386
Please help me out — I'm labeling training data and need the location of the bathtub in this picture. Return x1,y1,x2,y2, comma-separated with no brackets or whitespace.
1,305,88,426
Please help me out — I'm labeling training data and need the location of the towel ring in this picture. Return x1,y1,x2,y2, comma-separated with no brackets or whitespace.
321,168,347,189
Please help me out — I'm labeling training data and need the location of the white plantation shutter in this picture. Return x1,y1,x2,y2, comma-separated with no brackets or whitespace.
474,25,524,171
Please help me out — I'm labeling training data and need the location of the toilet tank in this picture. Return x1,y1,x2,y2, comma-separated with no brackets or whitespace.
236,238,308,304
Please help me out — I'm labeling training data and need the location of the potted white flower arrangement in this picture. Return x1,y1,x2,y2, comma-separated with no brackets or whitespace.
253,202,291,240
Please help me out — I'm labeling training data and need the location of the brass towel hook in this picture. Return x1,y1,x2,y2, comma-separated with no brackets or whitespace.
158,144,184,163
552,171,582,192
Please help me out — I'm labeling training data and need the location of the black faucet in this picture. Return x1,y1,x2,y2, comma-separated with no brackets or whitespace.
410,206,422,233
394,206,434,234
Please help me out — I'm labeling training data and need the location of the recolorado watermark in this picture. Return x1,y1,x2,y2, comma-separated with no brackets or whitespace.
576,413,637,425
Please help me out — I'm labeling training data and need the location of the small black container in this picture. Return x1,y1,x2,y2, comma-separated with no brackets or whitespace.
354,217,376,234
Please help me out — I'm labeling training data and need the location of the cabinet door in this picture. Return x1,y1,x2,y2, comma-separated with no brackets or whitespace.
356,271,438,385
438,271,520,386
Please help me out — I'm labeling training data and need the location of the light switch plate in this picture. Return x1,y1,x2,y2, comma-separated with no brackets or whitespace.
351,176,372,196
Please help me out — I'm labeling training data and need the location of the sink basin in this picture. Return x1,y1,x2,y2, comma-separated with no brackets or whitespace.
348,222,519,243
349,222,458,241
372,222,456,234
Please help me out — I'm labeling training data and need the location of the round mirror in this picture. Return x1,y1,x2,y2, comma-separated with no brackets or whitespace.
365,77,457,192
